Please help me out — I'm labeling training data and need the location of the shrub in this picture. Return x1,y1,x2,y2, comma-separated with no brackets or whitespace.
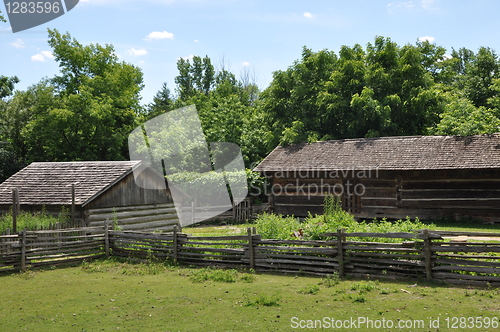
254,213,301,239
254,195,435,241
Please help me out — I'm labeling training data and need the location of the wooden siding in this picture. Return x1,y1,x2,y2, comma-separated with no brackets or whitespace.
84,171,173,210
269,169,500,222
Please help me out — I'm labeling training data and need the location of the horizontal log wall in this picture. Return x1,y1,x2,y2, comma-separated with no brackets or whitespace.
87,203,180,232
2,227,500,286
269,169,500,222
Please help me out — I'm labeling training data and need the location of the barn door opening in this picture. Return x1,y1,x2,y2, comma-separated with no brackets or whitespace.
342,179,361,213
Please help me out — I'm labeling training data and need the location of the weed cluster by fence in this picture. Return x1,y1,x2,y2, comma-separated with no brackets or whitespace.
1,226,500,287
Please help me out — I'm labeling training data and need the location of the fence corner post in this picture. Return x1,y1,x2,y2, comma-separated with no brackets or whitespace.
247,227,255,270
104,220,110,259
173,225,178,264
337,228,345,277
423,229,433,280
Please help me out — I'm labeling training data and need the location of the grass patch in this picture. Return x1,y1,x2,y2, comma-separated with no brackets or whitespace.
1,259,500,331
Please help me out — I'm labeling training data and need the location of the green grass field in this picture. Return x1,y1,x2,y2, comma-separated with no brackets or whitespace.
1,259,499,332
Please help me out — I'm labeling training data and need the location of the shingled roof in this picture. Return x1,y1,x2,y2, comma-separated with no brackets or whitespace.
0,161,141,206
254,134,500,172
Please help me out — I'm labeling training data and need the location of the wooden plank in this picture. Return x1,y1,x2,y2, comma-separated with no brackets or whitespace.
87,203,176,215
430,245,500,253
436,253,500,260
348,257,421,266
254,252,338,262
434,258,500,268
432,265,500,274
343,232,416,239
255,239,334,246
400,199,500,209
433,272,500,282
433,230,500,237
254,246,337,255
403,180,500,190
403,189,500,200
186,235,249,241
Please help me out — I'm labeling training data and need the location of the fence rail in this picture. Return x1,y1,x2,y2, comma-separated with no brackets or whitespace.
1,227,500,286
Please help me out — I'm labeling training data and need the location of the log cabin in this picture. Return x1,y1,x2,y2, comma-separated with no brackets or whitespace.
0,161,180,231
253,134,500,223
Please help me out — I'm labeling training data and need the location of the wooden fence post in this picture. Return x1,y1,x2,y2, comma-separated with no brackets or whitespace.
190,202,195,225
12,188,19,233
247,227,255,270
173,225,178,264
337,228,345,277
71,184,76,226
20,229,26,271
104,220,110,259
423,229,433,280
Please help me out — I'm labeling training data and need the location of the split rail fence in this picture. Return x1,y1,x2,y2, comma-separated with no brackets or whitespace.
1,226,500,286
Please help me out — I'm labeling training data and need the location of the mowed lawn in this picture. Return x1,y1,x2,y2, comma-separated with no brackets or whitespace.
1,259,500,332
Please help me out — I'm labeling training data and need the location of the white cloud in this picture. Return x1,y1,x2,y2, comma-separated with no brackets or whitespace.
145,31,174,41
242,61,250,67
303,12,313,19
387,1,415,13
128,48,148,56
194,39,200,43
41,51,54,59
418,36,435,43
421,0,438,10
31,51,54,62
31,54,45,62
387,0,438,13
11,39,25,48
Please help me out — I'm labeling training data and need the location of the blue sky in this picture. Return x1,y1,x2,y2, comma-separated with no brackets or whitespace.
2,0,500,105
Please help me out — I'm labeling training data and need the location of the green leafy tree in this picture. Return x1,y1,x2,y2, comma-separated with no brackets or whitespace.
0,76,19,99
430,94,500,136
463,47,500,108
2,29,144,163
143,82,174,120
262,37,445,145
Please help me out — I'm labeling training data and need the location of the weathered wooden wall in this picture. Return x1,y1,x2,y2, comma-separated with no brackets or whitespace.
268,169,500,222
87,203,180,232
85,171,173,209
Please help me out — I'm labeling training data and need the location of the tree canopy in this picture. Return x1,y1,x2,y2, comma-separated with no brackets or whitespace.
2,33,500,182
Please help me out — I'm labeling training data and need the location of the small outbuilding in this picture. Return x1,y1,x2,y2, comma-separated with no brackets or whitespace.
254,134,500,223
0,161,180,231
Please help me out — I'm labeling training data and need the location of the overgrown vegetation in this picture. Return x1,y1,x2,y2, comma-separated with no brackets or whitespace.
0,206,70,234
254,195,434,241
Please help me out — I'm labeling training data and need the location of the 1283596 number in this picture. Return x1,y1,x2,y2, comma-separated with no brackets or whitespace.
445,316,499,329
5,2,61,14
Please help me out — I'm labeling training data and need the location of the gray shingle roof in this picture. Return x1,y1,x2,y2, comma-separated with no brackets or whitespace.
253,134,500,172
0,161,141,206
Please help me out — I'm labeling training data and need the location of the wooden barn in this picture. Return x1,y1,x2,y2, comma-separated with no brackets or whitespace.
254,134,500,223
0,161,180,231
